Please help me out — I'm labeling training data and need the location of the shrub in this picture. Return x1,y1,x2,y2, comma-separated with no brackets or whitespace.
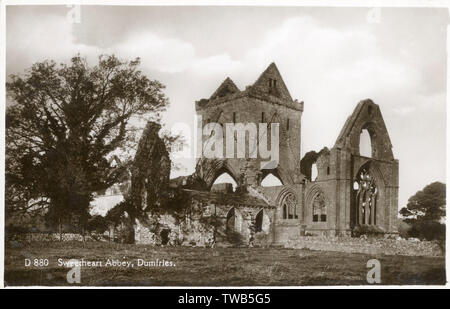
352,225,385,238
397,219,411,239
407,220,445,241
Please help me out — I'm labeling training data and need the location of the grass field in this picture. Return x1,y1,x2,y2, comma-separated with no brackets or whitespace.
4,241,446,286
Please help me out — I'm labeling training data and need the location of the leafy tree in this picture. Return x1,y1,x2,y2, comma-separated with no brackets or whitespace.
6,54,168,230
400,182,446,241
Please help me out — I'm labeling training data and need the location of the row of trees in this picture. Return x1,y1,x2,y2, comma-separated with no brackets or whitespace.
6,54,169,231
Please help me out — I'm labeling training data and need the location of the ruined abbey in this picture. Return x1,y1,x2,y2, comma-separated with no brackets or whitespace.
134,63,399,246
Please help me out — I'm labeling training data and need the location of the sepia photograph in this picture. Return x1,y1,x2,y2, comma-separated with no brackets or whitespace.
1,1,448,291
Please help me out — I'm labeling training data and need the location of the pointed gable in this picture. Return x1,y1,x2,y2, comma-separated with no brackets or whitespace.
252,63,293,101
210,77,240,100
334,99,394,160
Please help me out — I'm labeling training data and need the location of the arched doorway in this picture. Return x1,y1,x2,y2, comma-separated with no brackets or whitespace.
255,209,270,233
359,129,372,157
226,207,242,232
312,192,327,222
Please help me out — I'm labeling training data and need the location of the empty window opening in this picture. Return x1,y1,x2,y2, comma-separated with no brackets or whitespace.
268,79,277,93
226,207,242,233
311,163,318,181
268,79,276,88
261,173,283,187
255,210,270,233
287,118,290,131
261,112,265,123
327,166,330,175
312,193,327,222
359,129,372,158
233,112,236,123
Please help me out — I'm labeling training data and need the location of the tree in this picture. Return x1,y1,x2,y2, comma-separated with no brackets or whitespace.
400,182,446,241
6,54,168,230
87,215,109,234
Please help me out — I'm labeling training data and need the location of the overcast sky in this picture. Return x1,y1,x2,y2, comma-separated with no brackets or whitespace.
6,5,448,209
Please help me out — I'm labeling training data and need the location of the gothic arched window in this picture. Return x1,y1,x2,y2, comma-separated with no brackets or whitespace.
354,168,378,225
312,192,326,222
281,192,297,219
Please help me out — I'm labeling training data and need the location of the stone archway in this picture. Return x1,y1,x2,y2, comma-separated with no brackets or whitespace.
226,207,243,233
275,188,298,220
255,209,270,233
260,171,283,187
260,167,293,186
305,184,329,224
200,159,241,190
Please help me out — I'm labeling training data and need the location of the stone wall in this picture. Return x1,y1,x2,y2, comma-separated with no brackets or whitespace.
7,233,105,242
134,194,275,247
134,214,215,247
285,236,443,257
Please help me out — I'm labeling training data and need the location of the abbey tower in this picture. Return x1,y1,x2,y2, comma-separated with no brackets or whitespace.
195,63,304,189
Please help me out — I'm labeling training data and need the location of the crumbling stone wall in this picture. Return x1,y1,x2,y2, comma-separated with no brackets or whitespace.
130,121,171,215
134,214,215,246
115,121,171,243
134,190,276,246
7,233,103,242
286,236,442,257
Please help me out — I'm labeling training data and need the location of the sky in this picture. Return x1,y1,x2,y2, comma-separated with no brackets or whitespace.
5,5,448,210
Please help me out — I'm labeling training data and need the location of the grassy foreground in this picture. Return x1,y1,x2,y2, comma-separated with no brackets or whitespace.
4,241,446,286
